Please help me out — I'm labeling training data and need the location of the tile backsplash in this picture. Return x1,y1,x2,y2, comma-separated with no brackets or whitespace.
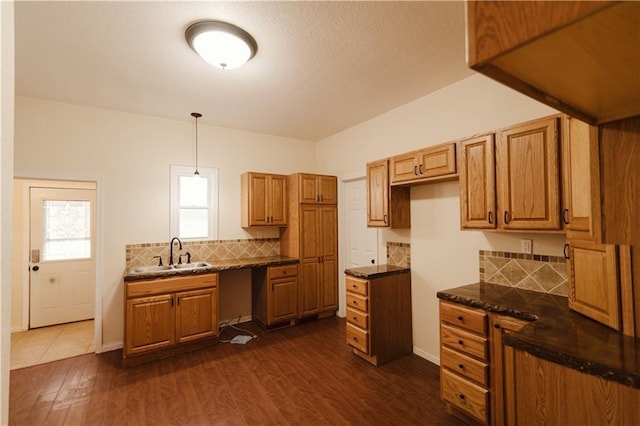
387,242,411,268
480,250,567,296
126,238,280,270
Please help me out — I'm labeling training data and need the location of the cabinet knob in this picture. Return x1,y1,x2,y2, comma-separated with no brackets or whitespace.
458,394,466,401
458,339,464,345
494,324,501,329
458,364,464,369
457,315,463,321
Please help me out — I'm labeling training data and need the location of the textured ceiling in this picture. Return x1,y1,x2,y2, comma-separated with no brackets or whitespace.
15,1,473,141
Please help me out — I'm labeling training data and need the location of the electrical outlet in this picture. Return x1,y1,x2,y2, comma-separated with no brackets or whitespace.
520,239,533,254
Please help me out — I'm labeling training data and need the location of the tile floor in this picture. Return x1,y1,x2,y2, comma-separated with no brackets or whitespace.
10,320,94,370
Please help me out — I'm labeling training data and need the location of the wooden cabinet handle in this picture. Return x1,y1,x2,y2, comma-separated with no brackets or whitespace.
488,211,493,224
419,164,424,175
320,195,324,202
562,208,570,225
504,211,510,224
564,243,570,259
384,214,388,224
414,165,418,176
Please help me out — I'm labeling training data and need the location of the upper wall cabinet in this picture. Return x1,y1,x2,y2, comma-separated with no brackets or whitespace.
459,133,496,229
390,142,457,186
459,115,562,231
241,172,288,227
466,1,640,125
366,159,410,228
297,174,337,205
496,115,561,230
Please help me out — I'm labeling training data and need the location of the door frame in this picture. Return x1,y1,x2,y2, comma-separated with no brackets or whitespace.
14,177,103,353
340,174,379,318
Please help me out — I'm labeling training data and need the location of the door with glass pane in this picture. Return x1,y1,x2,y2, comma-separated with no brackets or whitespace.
29,188,96,328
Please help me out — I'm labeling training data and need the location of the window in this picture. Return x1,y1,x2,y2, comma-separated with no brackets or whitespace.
170,165,218,240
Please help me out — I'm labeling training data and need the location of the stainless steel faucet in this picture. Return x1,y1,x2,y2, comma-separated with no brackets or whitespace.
169,236,182,265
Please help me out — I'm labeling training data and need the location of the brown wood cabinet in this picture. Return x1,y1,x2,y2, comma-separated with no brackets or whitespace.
346,272,412,366
511,350,640,425
459,133,496,229
366,159,410,228
280,173,338,318
297,173,337,204
466,1,639,125
241,172,287,227
124,273,218,361
496,115,561,230
489,314,528,426
390,142,457,185
252,264,298,326
439,300,489,424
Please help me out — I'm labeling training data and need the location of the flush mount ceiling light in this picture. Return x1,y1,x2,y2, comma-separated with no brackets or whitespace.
185,21,257,70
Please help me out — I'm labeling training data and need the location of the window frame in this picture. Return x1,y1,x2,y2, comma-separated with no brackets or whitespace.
170,165,219,241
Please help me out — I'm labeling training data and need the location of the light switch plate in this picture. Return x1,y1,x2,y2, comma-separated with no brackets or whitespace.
520,239,533,254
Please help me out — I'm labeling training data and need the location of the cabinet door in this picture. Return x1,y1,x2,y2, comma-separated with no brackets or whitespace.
390,151,419,184
175,288,218,344
318,175,337,204
459,134,496,229
299,260,320,316
269,174,288,225
490,314,529,426
299,174,319,203
416,143,456,178
270,277,298,323
126,294,175,356
568,241,621,330
367,160,389,226
496,116,561,230
246,173,269,226
562,117,601,241
319,207,338,311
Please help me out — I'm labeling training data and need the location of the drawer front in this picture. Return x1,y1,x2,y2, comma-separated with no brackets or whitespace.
441,346,489,386
346,277,368,296
346,307,369,330
269,265,298,280
441,324,488,361
440,301,487,335
346,293,369,313
441,368,488,424
346,323,369,354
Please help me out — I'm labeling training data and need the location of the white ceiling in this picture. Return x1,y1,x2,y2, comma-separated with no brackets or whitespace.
15,1,474,142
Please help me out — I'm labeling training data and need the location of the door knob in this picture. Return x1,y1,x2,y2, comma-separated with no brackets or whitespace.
32,265,39,271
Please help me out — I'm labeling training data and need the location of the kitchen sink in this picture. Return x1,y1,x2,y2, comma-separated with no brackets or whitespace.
128,262,212,275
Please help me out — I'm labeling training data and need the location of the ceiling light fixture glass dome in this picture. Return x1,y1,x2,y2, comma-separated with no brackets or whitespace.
185,21,257,70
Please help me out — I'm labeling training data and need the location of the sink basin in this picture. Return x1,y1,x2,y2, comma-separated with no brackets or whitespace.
128,262,212,275
130,265,173,273
173,262,211,270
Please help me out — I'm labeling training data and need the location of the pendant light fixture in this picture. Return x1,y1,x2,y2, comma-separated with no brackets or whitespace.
185,21,257,70
191,112,202,176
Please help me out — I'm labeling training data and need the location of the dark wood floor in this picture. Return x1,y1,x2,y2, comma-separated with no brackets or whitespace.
10,317,468,425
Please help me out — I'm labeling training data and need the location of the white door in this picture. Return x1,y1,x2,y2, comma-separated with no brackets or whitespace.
29,187,96,328
345,179,378,268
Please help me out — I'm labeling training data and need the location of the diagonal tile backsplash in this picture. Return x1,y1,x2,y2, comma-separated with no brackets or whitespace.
480,250,567,296
387,242,411,268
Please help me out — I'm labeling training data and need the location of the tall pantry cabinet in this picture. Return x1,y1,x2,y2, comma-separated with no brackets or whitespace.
280,173,338,317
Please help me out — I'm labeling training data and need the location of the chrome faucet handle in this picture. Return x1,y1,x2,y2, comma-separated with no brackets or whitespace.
153,255,163,266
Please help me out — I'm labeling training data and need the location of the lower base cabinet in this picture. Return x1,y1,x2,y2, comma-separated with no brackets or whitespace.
511,350,640,425
124,273,218,364
345,271,412,366
252,264,298,326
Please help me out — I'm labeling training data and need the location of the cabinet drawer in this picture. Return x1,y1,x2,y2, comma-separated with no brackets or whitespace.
441,368,488,424
346,323,369,354
440,301,487,335
346,277,368,296
269,265,298,280
346,307,369,330
346,293,368,313
441,324,488,361
441,346,489,386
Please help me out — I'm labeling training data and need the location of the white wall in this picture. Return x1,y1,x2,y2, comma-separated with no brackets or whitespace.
13,96,316,349
317,74,567,363
1,1,14,423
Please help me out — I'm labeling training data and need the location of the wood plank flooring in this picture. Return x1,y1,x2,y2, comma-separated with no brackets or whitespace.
10,317,468,425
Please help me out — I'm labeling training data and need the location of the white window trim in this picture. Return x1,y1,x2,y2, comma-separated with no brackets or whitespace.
170,165,219,241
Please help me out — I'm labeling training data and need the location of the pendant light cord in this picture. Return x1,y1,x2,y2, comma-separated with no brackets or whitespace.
191,112,202,175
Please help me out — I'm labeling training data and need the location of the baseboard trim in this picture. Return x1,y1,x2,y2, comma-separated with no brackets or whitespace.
11,325,25,333
100,341,123,354
413,346,440,365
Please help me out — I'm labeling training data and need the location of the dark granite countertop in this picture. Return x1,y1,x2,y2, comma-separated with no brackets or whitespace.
438,282,640,389
124,256,299,282
344,264,410,279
